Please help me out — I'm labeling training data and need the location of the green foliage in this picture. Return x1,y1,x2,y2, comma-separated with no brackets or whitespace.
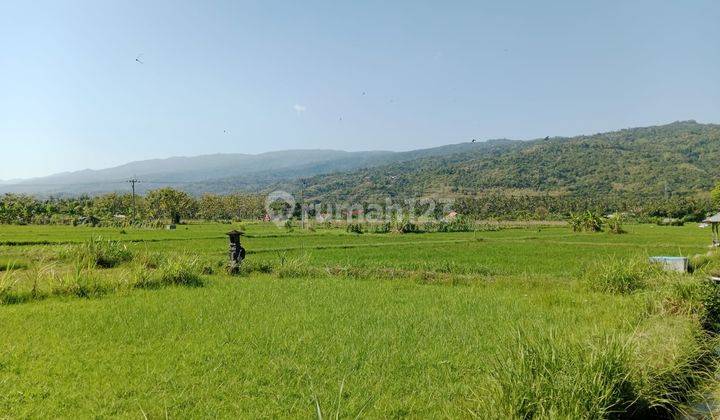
135,251,167,269
481,333,633,418
392,216,419,234
197,193,264,221
287,121,720,212
569,211,604,232
607,215,627,234
62,237,133,268
60,264,112,298
691,250,720,278
585,257,659,294
437,215,475,232
134,257,205,288
4,122,720,226
275,253,313,279
0,259,28,271
145,188,197,224
368,222,391,233
346,223,364,234
153,258,205,287
712,182,720,210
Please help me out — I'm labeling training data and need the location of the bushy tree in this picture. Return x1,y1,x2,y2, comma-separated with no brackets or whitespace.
197,193,264,221
198,194,229,221
0,194,38,224
712,182,720,210
145,188,197,224
226,193,264,220
91,193,137,219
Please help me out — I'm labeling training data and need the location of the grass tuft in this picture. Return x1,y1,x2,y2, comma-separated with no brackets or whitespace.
478,332,634,418
134,257,205,288
61,237,133,268
585,257,660,294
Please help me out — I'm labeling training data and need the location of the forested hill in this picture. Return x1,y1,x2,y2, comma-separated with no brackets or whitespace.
278,121,720,201
3,120,718,200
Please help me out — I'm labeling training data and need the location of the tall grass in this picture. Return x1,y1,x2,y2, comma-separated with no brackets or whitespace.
133,257,205,289
233,253,494,285
53,262,114,298
60,237,133,268
477,332,634,418
0,259,28,271
690,249,720,277
0,264,22,304
585,256,661,294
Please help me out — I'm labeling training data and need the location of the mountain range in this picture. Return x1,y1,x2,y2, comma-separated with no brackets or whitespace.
2,120,719,200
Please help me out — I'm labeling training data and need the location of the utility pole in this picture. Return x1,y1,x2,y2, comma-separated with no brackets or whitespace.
127,178,140,220
300,178,305,229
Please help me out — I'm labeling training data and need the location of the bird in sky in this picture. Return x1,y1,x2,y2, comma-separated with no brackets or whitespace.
544,136,550,140
135,54,144,64
471,139,477,143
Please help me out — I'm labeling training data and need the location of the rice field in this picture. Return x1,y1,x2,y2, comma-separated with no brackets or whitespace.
1,222,719,418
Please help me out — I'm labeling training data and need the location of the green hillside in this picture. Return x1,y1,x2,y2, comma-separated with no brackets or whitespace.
284,121,720,201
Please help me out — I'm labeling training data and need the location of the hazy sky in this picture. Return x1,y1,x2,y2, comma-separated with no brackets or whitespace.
1,0,719,179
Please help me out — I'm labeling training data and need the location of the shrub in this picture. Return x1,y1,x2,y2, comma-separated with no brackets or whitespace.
392,217,420,234
368,222,391,234
713,182,720,210
236,259,274,275
607,215,627,234
346,223,364,234
435,216,475,232
569,211,605,232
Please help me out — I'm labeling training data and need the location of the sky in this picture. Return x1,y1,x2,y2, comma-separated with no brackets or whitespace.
1,0,719,180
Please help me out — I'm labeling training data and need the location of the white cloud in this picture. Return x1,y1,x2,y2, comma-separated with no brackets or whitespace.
293,104,306,113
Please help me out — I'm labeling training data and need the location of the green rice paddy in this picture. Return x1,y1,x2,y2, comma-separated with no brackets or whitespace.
0,222,718,418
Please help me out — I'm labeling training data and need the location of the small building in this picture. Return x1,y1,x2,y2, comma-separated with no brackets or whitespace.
703,212,720,247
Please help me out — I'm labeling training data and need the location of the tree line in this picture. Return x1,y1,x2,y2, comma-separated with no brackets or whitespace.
0,188,265,226
453,193,717,222
1,184,718,226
